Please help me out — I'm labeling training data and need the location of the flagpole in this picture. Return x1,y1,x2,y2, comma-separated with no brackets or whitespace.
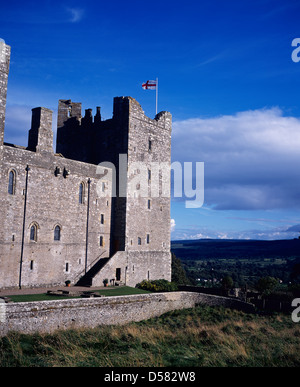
156,77,158,115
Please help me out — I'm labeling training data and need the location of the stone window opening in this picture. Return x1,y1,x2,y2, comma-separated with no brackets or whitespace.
147,199,151,209
100,235,104,247
30,260,34,270
79,182,85,204
54,225,61,241
30,225,37,242
66,263,69,272
100,214,105,224
29,222,39,242
116,268,121,281
146,234,150,244
8,169,16,195
148,139,152,151
138,237,142,245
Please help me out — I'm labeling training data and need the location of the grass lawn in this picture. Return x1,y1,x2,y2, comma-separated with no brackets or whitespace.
1,305,300,367
96,286,151,297
7,286,151,303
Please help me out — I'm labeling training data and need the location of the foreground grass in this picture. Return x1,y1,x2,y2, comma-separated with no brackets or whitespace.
1,305,300,367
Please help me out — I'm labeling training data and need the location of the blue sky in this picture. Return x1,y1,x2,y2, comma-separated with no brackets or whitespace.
1,0,300,240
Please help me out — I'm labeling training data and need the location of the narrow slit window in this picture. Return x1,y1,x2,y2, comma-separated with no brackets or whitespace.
30,260,34,270
148,139,152,151
146,234,150,244
79,183,84,204
148,199,151,209
54,225,61,241
8,170,16,195
100,236,104,247
138,237,142,245
100,214,104,224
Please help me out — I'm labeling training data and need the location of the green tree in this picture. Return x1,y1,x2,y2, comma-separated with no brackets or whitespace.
171,253,190,285
255,276,278,296
221,275,234,295
290,263,300,283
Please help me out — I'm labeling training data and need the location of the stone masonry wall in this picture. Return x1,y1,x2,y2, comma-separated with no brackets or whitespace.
0,292,255,336
0,41,173,290
126,98,172,255
91,250,171,287
0,40,10,148
54,96,173,286
0,143,112,289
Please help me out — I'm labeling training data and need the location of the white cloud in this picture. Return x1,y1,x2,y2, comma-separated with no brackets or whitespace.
172,107,300,211
171,225,300,241
170,219,176,232
66,7,85,23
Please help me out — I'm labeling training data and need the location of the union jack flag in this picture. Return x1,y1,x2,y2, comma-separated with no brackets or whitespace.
142,80,157,90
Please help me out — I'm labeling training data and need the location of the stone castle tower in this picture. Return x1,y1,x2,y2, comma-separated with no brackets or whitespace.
0,41,172,289
0,39,10,149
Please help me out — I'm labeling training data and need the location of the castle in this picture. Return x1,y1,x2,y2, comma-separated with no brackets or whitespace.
0,40,172,289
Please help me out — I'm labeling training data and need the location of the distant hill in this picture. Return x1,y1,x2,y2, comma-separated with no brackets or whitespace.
171,239,300,261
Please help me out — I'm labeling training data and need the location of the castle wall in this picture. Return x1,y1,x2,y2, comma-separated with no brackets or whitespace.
55,97,173,285
0,41,172,290
0,41,10,149
0,292,255,336
0,145,112,289
125,98,172,255
28,107,54,154
91,250,171,287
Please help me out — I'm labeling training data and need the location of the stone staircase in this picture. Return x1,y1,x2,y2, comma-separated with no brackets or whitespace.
76,257,110,287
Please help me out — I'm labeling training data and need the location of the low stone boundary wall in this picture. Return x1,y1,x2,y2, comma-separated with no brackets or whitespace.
0,292,255,336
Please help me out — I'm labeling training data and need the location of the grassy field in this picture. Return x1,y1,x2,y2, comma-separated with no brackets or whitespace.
171,239,300,287
1,305,300,367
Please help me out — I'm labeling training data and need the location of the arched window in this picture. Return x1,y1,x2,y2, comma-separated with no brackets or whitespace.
79,183,84,204
30,224,37,242
54,225,61,241
8,170,16,195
